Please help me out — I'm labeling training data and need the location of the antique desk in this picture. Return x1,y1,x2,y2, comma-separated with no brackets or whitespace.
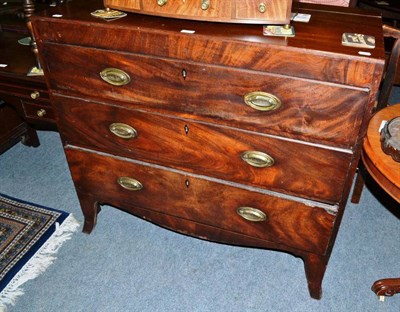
30,0,385,299
0,4,56,152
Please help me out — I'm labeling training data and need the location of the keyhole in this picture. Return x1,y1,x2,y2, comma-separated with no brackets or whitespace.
184,124,189,135
182,68,187,80
185,179,190,188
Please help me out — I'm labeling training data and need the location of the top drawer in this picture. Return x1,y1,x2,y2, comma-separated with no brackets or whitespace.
104,0,291,24
43,43,368,149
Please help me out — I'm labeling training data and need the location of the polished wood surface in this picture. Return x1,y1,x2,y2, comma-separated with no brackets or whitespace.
362,104,400,300
104,0,292,24
362,104,400,202
31,0,385,300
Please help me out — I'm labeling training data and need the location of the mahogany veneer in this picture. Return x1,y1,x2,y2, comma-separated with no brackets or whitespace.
31,0,385,299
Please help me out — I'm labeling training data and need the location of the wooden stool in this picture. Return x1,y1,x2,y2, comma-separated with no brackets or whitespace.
361,104,400,301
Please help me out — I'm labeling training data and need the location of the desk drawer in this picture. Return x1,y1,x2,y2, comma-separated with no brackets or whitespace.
56,96,351,203
65,148,335,255
22,101,55,123
43,43,368,148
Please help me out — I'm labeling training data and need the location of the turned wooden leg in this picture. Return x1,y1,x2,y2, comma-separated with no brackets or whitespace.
21,126,40,148
372,278,400,301
303,253,328,300
77,192,101,234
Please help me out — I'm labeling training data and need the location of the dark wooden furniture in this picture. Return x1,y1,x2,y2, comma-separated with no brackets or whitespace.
31,0,385,299
0,30,55,129
351,25,400,203
0,0,56,152
0,101,38,154
361,104,400,301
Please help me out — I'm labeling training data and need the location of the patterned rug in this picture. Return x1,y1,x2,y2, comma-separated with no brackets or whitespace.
0,193,79,310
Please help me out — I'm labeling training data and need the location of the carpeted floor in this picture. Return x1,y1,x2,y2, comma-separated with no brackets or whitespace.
0,119,399,310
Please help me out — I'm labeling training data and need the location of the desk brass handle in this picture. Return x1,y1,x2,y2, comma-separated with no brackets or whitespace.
157,0,167,6
258,3,267,13
241,150,275,168
109,123,138,139
36,109,46,117
237,207,267,222
100,68,131,86
201,0,210,10
244,91,281,111
117,177,143,191
30,91,40,99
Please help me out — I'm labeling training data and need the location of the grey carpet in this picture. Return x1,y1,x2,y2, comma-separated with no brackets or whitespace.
0,122,399,311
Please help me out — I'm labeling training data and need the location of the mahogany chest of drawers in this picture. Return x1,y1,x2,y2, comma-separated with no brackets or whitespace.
31,0,385,299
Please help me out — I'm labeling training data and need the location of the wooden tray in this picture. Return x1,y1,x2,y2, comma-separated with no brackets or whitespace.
103,0,292,24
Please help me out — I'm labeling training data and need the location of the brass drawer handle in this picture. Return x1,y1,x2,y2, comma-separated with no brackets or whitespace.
258,2,267,13
241,150,275,168
30,90,40,99
109,123,138,139
157,0,167,6
36,109,46,117
117,177,143,191
237,207,267,222
201,0,210,10
244,91,281,111
100,68,131,86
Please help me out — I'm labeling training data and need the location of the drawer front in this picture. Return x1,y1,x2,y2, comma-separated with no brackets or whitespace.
235,0,291,22
104,0,290,23
43,44,368,148
56,96,351,203
0,81,49,102
22,101,55,123
140,0,231,19
65,148,336,255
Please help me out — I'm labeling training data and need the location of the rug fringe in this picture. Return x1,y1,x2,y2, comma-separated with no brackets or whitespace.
0,214,80,311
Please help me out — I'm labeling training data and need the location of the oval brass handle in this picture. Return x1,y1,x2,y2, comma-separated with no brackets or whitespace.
201,0,210,10
241,150,275,168
117,177,143,191
100,68,131,86
244,91,281,111
157,0,168,6
237,207,267,222
258,2,267,13
30,90,40,99
36,109,46,117
109,123,138,139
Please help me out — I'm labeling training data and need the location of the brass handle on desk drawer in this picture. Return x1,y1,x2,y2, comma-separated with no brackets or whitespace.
201,0,210,10
100,68,131,86
117,177,143,191
109,123,138,139
241,151,275,168
258,3,267,13
244,91,281,111
36,109,46,117
237,207,267,222
30,90,40,99
157,0,167,6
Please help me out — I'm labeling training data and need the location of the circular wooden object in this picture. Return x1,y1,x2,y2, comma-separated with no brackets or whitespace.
362,104,400,203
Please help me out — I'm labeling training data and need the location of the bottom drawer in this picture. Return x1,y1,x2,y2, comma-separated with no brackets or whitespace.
65,148,336,255
22,101,55,123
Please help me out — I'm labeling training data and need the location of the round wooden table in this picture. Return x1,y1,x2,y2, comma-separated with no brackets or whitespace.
362,104,400,301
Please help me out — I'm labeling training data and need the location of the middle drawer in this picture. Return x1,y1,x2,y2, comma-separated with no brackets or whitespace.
56,95,351,203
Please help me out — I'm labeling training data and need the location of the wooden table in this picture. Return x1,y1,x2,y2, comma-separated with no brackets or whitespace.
361,104,400,301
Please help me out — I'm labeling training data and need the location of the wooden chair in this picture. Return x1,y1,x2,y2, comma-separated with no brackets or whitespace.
351,24,400,202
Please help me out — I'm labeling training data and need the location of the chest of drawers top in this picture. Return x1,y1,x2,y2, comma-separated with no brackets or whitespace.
32,0,384,87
